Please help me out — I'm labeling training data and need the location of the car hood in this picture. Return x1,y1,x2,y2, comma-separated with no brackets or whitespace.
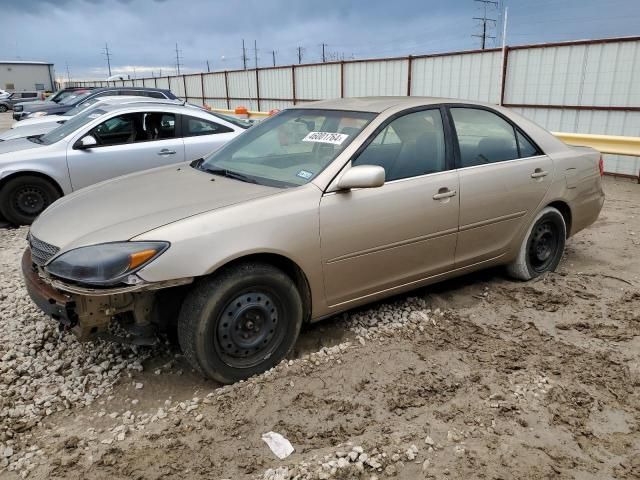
19,103,61,113
16,100,48,109
0,137,44,154
0,123,59,141
30,163,280,252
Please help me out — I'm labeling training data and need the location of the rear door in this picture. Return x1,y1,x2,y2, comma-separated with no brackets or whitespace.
66,110,185,190
449,106,553,266
180,114,239,160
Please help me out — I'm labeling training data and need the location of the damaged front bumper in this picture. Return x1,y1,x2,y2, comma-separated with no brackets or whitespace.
21,248,192,343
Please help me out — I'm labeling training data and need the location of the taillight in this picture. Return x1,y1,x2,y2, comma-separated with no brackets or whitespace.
598,155,604,176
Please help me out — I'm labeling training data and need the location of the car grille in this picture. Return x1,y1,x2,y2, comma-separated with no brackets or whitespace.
29,233,59,266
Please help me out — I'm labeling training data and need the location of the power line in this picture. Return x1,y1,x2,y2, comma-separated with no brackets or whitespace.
472,0,498,50
102,43,112,77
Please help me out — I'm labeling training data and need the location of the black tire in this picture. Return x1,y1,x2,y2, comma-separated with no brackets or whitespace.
0,176,61,225
178,262,303,384
507,206,566,281
0,105,7,113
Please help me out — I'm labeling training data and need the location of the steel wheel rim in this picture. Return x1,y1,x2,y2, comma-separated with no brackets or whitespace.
528,220,559,272
215,289,285,368
13,186,48,216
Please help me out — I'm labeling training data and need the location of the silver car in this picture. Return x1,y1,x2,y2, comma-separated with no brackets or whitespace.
0,96,184,141
0,102,250,224
22,97,605,384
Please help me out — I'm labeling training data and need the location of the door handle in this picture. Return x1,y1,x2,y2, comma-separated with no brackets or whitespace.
157,149,177,156
432,188,457,200
531,169,548,179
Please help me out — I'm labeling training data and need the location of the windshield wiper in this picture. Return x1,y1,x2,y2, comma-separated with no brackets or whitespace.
26,135,44,144
202,167,257,184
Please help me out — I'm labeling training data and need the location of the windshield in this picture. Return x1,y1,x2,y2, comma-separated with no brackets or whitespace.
37,108,107,145
59,92,91,106
63,97,102,116
198,109,374,187
207,110,252,129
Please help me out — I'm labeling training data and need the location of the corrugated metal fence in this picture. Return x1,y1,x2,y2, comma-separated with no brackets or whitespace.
72,36,640,178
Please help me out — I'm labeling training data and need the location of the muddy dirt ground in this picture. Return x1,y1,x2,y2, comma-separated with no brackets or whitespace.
1,176,639,479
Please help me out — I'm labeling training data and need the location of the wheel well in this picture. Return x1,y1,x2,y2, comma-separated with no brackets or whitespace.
208,253,313,323
0,171,64,197
548,201,572,237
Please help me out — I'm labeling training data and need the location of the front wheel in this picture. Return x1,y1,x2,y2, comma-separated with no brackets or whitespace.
0,176,61,225
178,262,303,384
507,206,566,281
0,105,7,113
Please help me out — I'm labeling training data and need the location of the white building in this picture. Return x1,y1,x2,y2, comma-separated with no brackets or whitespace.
0,61,56,92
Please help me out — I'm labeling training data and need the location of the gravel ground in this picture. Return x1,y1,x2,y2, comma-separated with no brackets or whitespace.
0,177,638,479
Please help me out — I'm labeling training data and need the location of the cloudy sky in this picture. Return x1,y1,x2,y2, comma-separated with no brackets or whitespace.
2,0,639,81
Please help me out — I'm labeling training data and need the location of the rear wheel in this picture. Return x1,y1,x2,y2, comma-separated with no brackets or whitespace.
0,176,61,225
0,105,7,113
178,262,303,384
507,206,566,281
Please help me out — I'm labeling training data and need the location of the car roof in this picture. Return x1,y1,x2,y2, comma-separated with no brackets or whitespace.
295,96,496,113
94,101,202,114
91,86,173,94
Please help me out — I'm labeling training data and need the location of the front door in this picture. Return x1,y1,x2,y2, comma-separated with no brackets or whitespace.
449,106,554,266
67,111,185,190
320,108,459,307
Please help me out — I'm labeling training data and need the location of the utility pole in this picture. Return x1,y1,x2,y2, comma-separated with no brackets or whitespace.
102,43,112,77
254,40,258,69
472,0,498,50
271,50,276,67
296,46,304,64
174,42,182,75
65,62,71,83
321,43,327,62
499,6,509,105
206,60,210,72
241,39,248,70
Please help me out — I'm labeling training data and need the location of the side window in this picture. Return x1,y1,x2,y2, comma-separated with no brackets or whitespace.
90,113,138,146
353,109,447,182
22,93,38,98
147,91,165,99
517,130,539,158
141,112,176,140
89,112,176,146
450,108,519,167
185,116,233,136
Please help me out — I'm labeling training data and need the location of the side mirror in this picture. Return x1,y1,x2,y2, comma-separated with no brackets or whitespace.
336,165,385,190
75,135,97,149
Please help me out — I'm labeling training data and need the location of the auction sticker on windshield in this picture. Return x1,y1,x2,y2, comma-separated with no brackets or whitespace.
302,131,349,145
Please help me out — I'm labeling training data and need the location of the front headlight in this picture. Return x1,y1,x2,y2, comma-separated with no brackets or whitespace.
28,111,48,118
45,242,169,286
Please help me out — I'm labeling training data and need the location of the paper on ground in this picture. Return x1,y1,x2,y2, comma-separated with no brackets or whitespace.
261,431,295,459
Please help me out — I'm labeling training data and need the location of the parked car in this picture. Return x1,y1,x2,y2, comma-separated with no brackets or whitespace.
21,97,605,384
0,96,184,141
0,91,41,112
0,102,248,224
0,89,10,100
12,87,178,120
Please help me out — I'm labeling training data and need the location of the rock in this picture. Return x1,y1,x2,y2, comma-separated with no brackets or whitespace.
425,436,435,446
3,447,14,458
